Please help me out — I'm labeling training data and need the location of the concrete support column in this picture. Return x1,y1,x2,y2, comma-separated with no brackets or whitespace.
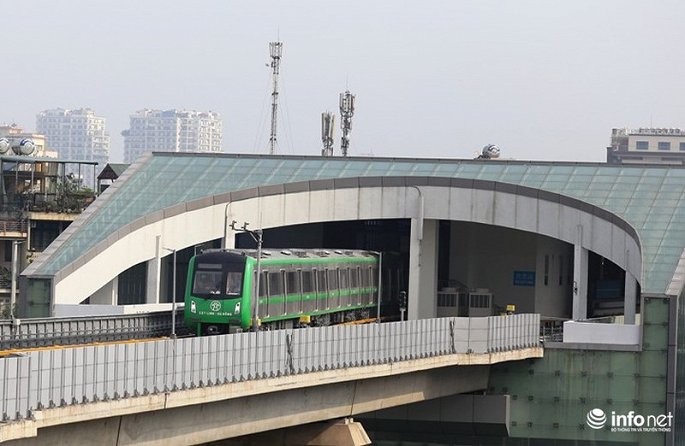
408,218,439,320
624,272,637,325
572,226,588,320
284,418,371,446
146,235,162,304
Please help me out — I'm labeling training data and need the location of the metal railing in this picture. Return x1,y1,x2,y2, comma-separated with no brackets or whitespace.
0,310,186,350
539,318,564,343
0,220,27,234
0,314,540,422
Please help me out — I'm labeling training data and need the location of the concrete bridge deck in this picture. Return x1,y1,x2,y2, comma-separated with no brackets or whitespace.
0,314,541,445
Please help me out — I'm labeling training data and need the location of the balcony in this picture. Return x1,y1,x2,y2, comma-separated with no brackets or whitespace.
0,219,27,237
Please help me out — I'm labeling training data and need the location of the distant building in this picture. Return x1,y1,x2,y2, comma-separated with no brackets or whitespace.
121,109,222,163
0,123,56,158
607,127,685,165
36,108,110,186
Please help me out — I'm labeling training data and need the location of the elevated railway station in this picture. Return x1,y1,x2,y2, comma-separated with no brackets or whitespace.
10,152,684,444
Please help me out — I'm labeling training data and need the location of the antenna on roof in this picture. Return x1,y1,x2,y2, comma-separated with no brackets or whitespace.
339,90,355,157
268,41,283,155
321,111,335,157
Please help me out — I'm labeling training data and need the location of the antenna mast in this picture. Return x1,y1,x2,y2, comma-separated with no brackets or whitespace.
321,111,335,157
339,90,355,156
268,41,283,155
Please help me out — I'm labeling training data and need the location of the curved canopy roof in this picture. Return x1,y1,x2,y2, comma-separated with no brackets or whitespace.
24,152,685,294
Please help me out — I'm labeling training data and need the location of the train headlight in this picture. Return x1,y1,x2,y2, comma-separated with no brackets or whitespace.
234,302,241,315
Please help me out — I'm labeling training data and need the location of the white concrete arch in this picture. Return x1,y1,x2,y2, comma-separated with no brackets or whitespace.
47,177,642,318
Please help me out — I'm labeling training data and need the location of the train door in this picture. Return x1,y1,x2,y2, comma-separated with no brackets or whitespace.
339,267,350,307
354,266,362,305
327,268,338,309
285,269,301,315
263,271,270,317
256,270,267,320
370,265,378,305
302,269,314,313
316,268,328,310
280,269,287,315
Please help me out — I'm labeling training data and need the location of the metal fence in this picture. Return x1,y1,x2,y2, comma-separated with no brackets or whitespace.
0,313,539,422
0,310,186,350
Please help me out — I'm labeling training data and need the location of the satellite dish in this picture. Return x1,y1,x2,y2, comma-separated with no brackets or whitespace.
12,138,35,155
481,144,500,159
0,138,9,154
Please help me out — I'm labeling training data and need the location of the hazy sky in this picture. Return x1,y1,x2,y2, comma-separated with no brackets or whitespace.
5,1,685,163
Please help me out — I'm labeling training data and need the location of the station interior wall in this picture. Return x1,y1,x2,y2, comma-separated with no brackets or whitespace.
446,222,573,318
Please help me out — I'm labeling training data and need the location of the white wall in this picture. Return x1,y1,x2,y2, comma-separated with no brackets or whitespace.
50,184,642,311
628,134,685,152
534,235,574,318
563,320,641,345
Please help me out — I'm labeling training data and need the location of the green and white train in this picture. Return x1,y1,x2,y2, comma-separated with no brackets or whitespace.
184,249,388,335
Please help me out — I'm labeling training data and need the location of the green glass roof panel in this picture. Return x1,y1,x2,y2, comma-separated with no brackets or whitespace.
26,154,685,294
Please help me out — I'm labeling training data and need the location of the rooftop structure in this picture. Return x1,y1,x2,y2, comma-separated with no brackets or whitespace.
607,127,685,165
0,123,55,158
96,163,129,193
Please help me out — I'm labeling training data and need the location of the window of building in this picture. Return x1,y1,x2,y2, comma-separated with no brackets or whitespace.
658,141,671,151
635,141,649,150
680,142,685,151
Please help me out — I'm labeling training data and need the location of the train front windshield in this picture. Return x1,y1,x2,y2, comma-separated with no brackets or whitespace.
192,261,244,299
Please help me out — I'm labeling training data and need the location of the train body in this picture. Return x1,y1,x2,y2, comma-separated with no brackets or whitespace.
184,249,384,335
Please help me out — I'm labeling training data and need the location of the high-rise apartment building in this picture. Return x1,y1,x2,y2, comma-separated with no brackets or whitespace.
607,127,685,165
122,109,222,163
35,109,110,185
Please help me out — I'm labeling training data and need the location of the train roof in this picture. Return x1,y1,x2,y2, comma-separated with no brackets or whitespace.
199,248,378,263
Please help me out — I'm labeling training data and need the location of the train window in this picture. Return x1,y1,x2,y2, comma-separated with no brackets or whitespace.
317,269,327,292
287,271,300,295
327,269,338,290
193,270,223,295
268,270,283,296
225,272,243,296
350,267,359,288
302,271,314,293
360,266,369,287
258,271,268,297
339,268,348,289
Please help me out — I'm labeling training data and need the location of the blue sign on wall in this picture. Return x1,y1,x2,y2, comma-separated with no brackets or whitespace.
513,271,536,287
